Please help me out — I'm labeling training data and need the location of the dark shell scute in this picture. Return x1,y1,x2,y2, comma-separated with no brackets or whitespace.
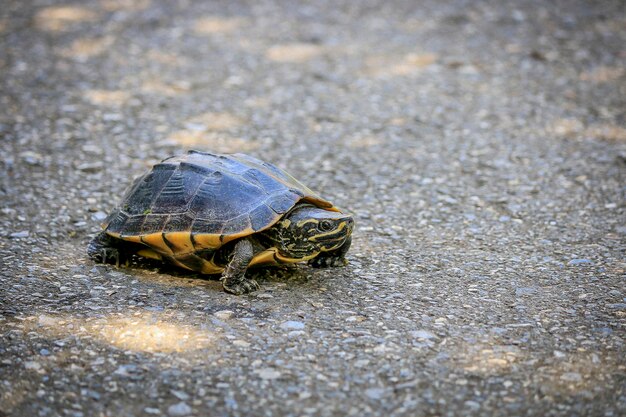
165,214,195,231
191,218,223,235
268,193,299,214
191,170,264,221
124,165,176,216
153,166,205,214
151,171,185,213
120,215,147,236
221,213,252,235
243,168,285,194
140,214,169,234
249,204,277,232
105,211,129,233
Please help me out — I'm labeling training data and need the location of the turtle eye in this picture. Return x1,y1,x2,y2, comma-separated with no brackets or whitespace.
319,220,333,232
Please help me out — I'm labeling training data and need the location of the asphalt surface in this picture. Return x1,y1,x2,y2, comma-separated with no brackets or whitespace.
1,0,625,416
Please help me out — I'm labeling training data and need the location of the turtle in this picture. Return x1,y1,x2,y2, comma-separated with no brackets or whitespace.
87,150,354,295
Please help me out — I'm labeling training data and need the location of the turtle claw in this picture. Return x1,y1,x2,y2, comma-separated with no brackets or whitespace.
90,245,120,265
88,232,125,266
223,278,260,295
101,248,121,266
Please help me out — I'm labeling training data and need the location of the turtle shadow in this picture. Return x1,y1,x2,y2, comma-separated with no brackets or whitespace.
116,255,312,291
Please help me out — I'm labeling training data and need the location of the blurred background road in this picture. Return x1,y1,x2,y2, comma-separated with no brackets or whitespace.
1,0,625,416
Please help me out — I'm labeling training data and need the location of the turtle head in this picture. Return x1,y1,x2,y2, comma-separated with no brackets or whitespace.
268,205,354,259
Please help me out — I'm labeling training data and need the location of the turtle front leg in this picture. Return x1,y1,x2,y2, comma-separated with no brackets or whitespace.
221,238,260,295
308,236,352,268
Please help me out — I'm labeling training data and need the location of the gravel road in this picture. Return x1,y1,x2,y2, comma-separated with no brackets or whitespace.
1,0,625,416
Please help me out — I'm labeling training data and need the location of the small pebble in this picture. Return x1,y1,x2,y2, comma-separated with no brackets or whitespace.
567,259,592,266
24,361,42,371
256,368,281,380
280,321,305,330
354,359,370,368
76,162,104,173
365,388,385,400
82,389,101,400
410,330,437,339
515,287,537,296
114,364,137,376
20,151,43,165
171,390,189,401
103,113,123,121
92,211,108,221
233,340,251,348
465,400,480,410
560,372,582,382
213,310,234,320
167,402,192,417
38,315,57,327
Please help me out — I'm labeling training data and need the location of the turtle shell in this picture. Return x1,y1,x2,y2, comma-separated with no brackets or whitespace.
102,150,339,255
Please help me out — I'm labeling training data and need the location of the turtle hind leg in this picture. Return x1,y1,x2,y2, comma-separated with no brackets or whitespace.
221,238,260,295
88,232,127,266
